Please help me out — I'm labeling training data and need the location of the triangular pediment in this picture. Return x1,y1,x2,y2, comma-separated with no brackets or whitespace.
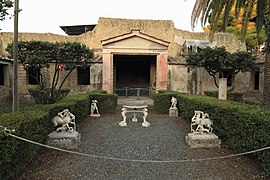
101,30,169,50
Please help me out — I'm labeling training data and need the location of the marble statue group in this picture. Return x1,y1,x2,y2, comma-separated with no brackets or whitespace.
52,109,76,133
191,111,213,134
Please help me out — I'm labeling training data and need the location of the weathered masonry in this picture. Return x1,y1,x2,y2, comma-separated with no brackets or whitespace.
101,29,169,92
0,17,263,102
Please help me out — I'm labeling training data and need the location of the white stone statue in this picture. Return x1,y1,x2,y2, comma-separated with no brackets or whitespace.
170,96,177,109
52,109,76,133
90,100,100,117
190,111,213,134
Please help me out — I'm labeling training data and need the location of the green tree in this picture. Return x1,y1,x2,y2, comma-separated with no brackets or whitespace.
6,40,94,103
186,46,259,89
191,0,270,105
0,0,13,21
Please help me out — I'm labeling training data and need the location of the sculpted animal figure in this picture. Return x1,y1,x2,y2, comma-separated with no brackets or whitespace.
191,111,213,133
52,109,76,133
191,111,203,132
197,113,213,133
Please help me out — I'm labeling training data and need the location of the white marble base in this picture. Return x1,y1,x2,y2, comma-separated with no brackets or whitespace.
132,113,138,122
185,133,221,148
169,108,178,117
142,121,150,127
90,114,100,117
119,121,127,127
47,131,81,149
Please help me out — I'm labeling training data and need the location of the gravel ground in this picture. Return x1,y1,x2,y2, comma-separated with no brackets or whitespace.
19,106,267,180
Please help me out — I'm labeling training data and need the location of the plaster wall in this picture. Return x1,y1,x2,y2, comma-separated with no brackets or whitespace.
0,17,251,99
168,64,190,93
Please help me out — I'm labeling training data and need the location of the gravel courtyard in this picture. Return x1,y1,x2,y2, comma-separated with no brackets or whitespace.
19,105,267,180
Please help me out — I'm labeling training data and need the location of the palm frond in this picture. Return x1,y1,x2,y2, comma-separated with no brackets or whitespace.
235,0,246,17
208,0,228,39
222,0,235,30
191,0,210,30
240,0,255,40
256,0,267,33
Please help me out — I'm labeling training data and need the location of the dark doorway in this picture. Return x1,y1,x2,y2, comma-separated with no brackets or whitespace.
254,71,260,90
0,64,4,85
114,55,156,89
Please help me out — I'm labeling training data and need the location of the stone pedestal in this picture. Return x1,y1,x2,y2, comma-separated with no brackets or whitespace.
218,78,227,100
132,113,138,122
119,121,127,127
169,108,178,117
90,114,100,117
185,133,221,148
142,121,150,127
47,131,81,149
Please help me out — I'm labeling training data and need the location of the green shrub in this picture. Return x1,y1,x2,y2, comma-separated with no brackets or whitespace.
28,88,70,104
90,89,107,94
89,93,118,114
0,108,50,179
157,90,179,94
204,91,244,102
0,93,89,179
176,93,270,175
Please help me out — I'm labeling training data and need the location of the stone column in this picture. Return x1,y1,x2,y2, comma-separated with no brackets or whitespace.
102,53,113,93
218,78,227,100
157,54,167,90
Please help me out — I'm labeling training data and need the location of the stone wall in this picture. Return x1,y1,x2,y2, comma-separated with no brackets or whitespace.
173,29,245,51
0,17,249,98
0,32,77,58
168,64,191,93
0,17,246,57
0,59,12,100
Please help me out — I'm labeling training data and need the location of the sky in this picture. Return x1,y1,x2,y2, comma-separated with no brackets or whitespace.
1,0,204,36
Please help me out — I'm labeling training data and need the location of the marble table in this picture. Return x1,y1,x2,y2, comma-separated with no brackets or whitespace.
119,104,150,127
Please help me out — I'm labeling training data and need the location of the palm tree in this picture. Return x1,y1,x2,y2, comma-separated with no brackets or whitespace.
191,0,270,106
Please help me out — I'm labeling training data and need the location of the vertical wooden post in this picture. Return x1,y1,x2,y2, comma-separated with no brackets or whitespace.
13,0,19,111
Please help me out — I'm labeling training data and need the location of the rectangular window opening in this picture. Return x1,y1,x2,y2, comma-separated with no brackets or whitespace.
28,67,40,85
77,66,90,85
0,64,4,85
254,72,260,90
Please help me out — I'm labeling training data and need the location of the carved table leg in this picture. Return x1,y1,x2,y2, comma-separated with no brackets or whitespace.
119,107,127,127
142,108,150,127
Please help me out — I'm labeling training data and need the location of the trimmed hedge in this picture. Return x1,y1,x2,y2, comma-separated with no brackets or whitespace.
0,91,118,179
204,91,244,102
28,88,70,104
176,94,270,175
0,93,90,179
0,109,50,179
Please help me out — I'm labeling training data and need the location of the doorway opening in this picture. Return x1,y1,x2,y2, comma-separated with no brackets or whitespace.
0,64,5,85
113,54,156,96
